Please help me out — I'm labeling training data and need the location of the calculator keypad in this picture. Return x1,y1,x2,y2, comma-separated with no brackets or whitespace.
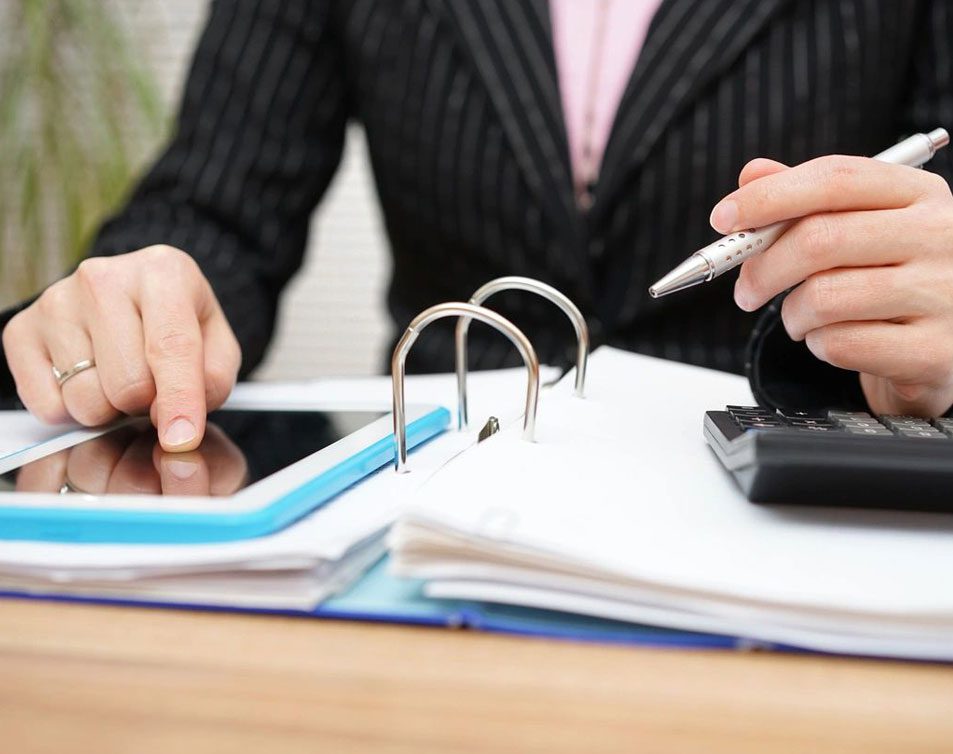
726,406,953,439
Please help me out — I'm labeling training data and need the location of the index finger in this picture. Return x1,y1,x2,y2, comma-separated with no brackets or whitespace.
711,155,928,234
733,208,913,310
154,447,211,498
141,271,208,453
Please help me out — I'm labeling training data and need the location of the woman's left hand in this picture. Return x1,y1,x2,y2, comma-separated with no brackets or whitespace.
713,155,953,417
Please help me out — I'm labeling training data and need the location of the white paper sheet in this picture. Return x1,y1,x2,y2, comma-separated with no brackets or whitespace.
226,366,560,420
0,534,387,611
391,347,953,658
0,412,71,461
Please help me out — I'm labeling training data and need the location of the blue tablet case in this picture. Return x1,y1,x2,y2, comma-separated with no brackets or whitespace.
0,408,451,544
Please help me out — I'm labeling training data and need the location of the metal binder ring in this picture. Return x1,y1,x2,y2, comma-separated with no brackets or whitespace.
455,276,589,430
391,302,540,473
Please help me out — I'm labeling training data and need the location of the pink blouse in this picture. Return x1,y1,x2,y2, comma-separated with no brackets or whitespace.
550,0,664,192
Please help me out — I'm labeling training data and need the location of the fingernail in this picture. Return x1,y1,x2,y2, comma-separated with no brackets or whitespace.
164,418,197,448
805,331,826,361
734,282,752,311
710,199,739,234
165,459,198,481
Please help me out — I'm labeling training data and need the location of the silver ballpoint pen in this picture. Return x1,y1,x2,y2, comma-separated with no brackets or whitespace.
648,128,951,298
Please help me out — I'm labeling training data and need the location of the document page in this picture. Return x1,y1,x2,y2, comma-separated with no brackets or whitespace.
392,348,953,655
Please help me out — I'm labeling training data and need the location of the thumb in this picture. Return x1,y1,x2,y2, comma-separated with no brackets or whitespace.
738,157,789,188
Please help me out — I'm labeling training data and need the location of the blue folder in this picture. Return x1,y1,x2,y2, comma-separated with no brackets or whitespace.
0,555,768,651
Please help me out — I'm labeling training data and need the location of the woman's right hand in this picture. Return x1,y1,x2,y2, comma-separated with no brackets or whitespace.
2,245,242,452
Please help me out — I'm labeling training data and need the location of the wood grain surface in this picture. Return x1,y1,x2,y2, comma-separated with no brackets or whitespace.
0,599,951,753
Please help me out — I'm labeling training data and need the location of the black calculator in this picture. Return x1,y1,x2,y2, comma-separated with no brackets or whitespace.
704,406,953,512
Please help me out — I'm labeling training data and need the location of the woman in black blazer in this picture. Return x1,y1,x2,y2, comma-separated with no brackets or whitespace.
3,0,953,451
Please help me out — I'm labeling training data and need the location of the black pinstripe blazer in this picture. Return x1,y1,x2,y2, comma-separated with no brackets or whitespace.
2,0,953,409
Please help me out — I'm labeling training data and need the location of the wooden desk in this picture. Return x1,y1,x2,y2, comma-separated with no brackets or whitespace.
0,599,950,753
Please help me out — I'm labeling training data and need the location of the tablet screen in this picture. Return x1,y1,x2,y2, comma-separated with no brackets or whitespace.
0,410,386,498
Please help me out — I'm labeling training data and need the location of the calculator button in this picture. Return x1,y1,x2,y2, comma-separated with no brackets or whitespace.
898,429,946,439
827,411,872,420
730,410,773,419
788,418,834,427
932,419,953,437
795,425,834,432
836,420,884,429
882,416,933,431
844,426,893,436
887,424,934,433
779,410,829,420
739,421,784,429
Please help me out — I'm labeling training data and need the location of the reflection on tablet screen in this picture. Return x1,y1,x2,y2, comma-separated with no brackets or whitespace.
3,410,386,497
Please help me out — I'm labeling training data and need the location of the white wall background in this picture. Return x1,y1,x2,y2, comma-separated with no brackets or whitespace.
131,2,392,381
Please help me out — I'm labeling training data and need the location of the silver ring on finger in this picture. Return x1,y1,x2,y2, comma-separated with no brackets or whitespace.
59,475,91,495
52,358,96,388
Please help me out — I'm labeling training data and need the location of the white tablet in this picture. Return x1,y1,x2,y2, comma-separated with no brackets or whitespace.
0,405,450,544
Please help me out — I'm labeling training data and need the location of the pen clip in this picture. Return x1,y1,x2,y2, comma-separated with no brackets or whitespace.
391,302,540,473
455,276,589,430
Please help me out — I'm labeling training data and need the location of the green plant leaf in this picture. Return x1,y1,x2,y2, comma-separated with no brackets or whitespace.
0,0,168,303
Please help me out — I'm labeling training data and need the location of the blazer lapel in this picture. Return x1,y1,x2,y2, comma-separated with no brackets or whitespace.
426,0,580,246
592,0,794,224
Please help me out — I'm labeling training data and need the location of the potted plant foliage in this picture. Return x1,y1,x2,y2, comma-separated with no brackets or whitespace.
0,0,165,305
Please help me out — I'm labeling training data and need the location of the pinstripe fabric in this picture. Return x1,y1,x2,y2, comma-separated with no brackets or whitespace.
2,0,953,408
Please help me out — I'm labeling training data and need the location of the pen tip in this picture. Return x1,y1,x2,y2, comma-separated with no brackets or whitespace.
648,255,712,298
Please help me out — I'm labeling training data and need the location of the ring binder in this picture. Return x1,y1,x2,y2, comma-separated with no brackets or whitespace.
391,302,540,472
455,277,589,430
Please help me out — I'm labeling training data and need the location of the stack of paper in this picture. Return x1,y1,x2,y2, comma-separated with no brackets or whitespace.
390,348,953,660
0,367,558,610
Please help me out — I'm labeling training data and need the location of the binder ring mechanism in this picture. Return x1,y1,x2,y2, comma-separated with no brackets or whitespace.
456,276,589,430
391,302,540,473
391,277,590,472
